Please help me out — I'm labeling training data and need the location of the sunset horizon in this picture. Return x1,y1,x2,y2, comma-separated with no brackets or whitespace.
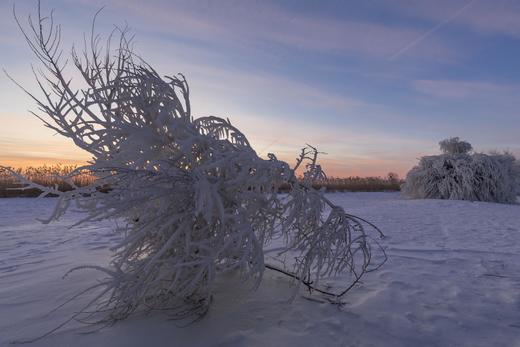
2,0,520,178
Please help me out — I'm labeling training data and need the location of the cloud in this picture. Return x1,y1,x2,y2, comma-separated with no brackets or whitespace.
389,0,520,38
64,0,453,61
412,79,509,99
462,2,520,37
0,137,90,164
187,64,363,112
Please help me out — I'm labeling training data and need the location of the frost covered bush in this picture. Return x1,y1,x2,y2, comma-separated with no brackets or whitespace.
402,137,519,203
4,5,385,331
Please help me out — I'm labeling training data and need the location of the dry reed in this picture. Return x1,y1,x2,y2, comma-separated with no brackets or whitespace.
0,165,95,197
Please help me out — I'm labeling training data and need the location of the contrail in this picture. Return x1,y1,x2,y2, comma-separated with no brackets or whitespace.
389,0,476,60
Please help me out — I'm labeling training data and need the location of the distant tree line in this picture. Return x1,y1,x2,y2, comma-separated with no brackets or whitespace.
0,165,402,197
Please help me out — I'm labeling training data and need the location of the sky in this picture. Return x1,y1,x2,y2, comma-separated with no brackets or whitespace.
1,0,520,177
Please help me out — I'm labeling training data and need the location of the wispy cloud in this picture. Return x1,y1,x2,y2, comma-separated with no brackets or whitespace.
389,0,520,38
185,64,363,113
412,79,510,99
66,0,453,61
0,137,89,159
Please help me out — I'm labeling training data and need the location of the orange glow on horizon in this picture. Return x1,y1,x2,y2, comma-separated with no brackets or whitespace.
0,154,410,178
0,156,89,169
272,152,410,178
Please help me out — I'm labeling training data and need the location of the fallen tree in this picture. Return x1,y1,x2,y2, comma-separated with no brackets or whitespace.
3,3,386,341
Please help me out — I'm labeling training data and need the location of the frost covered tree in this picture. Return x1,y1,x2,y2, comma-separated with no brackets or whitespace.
439,137,473,155
402,137,519,203
299,144,328,183
3,3,385,332
386,172,400,184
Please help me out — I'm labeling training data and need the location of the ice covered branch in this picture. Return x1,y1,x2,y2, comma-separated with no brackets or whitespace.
7,3,386,335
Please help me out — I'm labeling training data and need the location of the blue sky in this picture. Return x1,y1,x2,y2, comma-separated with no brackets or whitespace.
1,0,519,176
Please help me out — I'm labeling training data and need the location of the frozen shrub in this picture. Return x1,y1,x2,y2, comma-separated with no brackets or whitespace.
4,4,385,334
402,138,519,203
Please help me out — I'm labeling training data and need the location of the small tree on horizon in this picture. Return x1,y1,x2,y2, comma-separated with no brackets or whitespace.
439,137,473,155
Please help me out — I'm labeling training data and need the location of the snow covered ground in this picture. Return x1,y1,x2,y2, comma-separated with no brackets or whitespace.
1,192,519,347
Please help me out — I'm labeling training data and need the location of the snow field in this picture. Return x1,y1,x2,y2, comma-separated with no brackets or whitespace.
1,192,519,347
